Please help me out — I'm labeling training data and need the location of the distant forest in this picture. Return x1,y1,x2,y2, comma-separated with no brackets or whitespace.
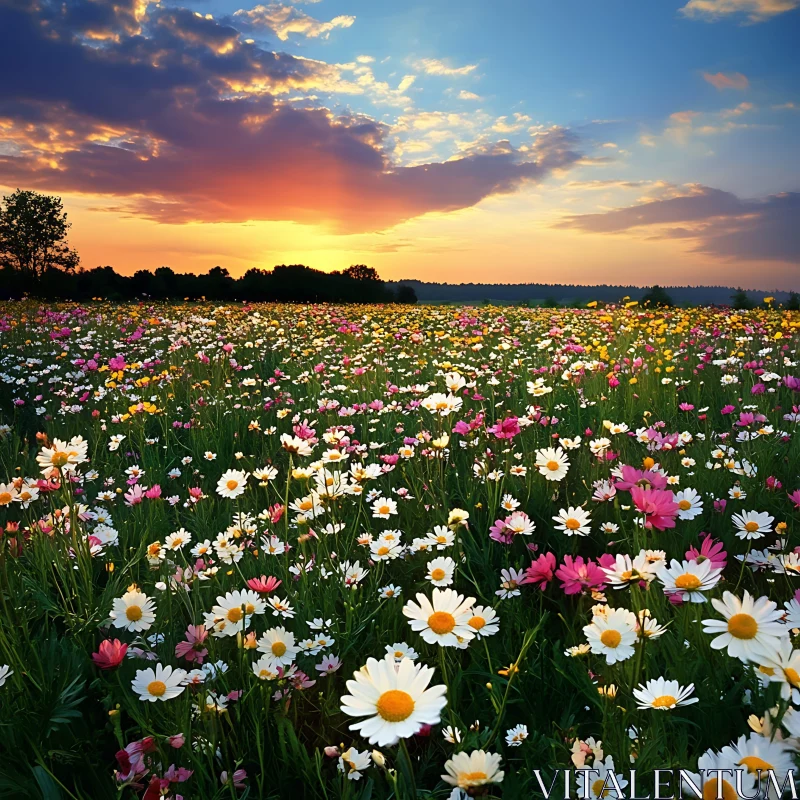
0,263,418,304
391,279,795,306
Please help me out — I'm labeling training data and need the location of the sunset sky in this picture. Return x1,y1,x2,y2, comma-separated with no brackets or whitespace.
1,0,798,288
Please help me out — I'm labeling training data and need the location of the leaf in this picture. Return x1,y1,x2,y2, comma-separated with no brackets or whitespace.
32,766,62,800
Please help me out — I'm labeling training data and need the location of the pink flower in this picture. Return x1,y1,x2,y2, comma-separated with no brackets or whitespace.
123,484,145,506
720,404,736,415
630,486,679,531
167,734,186,749
487,416,521,440
144,484,162,500
175,625,209,664
555,555,606,595
615,464,668,491
92,639,128,670
221,769,246,789
686,535,727,570
247,575,282,594
523,552,556,590
788,489,800,510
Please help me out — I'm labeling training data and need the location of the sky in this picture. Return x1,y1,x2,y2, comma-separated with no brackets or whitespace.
0,0,798,289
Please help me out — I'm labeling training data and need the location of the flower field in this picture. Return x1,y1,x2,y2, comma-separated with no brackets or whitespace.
2,301,800,800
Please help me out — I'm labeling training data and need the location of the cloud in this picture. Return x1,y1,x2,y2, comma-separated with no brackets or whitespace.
0,1,583,233
414,58,477,77
397,75,416,93
555,185,800,262
233,4,355,41
703,71,749,90
680,0,799,22
458,90,481,101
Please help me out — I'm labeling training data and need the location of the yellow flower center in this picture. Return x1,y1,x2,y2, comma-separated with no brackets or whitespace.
0,491,12,505
592,779,613,798
785,667,800,687
428,611,456,635
375,689,415,722
651,695,677,708
468,616,486,630
675,574,702,590
377,546,390,556
126,605,143,621
600,629,622,648
430,568,446,581
546,460,560,471
727,613,757,639
51,452,69,467
744,521,760,533
378,505,390,515
271,641,287,657
678,500,691,510
703,779,737,800
226,479,239,490
462,771,489,785
565,518,581,530
227,607,243,623
245,603,255,615
147,680,167,697
738,756,773,774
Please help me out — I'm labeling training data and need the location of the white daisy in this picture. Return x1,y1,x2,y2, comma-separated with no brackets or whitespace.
132,664,187,702
110,589,156,633
702,590,786,663
583,608,638,664
442,750,504,790
632,677,697,710
656,558,722,603
339,655,447,746
402,588,476,647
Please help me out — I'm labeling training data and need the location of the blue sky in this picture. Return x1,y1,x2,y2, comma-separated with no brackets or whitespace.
0,0,797,286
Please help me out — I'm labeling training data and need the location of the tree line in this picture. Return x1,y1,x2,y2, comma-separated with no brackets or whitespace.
0,189,417,304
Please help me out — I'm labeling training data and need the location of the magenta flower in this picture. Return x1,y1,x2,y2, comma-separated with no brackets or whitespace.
686,534,727,570
630,486,679,531
91,638,128,670
523,552,556,590
555,555,606,595
789,489,800,510
487,416,521,440
615,464,668,491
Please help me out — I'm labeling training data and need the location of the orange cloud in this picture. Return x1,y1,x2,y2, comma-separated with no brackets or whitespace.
703,71,749,90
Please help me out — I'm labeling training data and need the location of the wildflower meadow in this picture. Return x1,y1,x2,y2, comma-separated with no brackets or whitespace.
2,300,800,800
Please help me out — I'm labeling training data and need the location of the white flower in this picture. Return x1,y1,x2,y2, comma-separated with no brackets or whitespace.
656,558,722,603
110,589,156,633
442,750,504,790
534,447,569,481
553,506,592,536
385,642,418,662
216,469,249,499
132,664,187,702
338,747,371,781
674,488,703,520
339,655,447,746
732,510,774,540
402,588,476,648
0,664,13,688
632,677,697,710
465,605,499,638
583,608,637,664
256,627,298,666
702,591,786,663
426,556,456,587
505,724,528,746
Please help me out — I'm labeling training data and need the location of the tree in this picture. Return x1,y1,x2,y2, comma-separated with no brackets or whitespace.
642,285,674,307
343,264,380,282
731,287,754,310
394,284,418,304
0,189,79,280
787,292,800,311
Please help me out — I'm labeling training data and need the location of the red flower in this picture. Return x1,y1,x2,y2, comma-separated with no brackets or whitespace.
92,639,128,670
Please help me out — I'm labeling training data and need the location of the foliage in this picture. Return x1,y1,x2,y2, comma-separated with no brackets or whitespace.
0,190,79,280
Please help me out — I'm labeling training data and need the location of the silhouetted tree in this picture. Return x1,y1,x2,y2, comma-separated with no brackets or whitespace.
731,288,754,310
787,292,800,311
394,284,418,304
642,285,674,307
0,189,79,281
